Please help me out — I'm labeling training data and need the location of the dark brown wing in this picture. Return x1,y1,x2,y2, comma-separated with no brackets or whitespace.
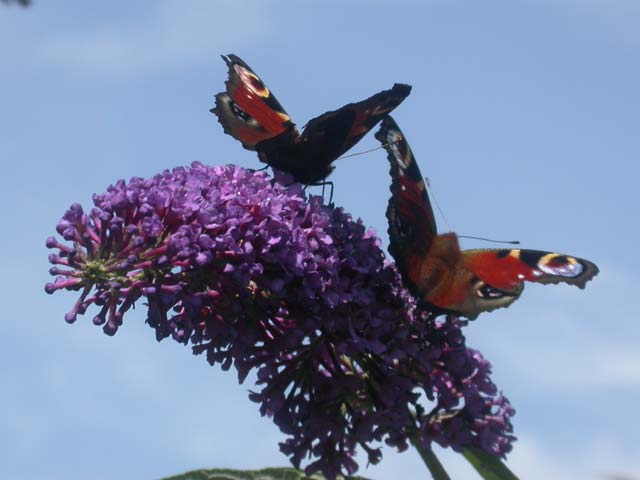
299,83,412,164
253,83,412,184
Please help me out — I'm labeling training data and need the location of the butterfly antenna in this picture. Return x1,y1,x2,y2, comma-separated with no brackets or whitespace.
424,176,453,232
457,235,521,245
425,177,519,244
338,141,400,160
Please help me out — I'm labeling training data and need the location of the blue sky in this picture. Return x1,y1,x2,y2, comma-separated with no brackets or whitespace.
1,1,639,479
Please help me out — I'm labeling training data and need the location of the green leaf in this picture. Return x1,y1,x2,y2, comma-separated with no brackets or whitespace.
159,467,372,480
462,448,520,480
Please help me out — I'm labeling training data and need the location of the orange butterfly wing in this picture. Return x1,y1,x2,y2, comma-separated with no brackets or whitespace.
211,54,297,150
463,249,599,291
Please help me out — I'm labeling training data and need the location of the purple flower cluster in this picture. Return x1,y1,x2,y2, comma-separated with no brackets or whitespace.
46,162,515,479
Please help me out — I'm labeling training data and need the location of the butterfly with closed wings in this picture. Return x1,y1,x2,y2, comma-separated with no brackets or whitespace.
376,116,599,319
212,54,411,186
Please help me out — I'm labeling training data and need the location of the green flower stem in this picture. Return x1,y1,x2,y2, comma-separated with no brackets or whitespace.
462,447,520,480
410,437,451,480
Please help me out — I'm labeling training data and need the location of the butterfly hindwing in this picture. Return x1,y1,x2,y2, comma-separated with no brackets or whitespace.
212,93,269,150
211,54,297,151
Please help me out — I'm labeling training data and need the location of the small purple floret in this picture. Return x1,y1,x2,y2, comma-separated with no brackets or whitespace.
45,162,515,479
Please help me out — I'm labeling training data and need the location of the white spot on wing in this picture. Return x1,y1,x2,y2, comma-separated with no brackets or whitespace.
538,259,583,277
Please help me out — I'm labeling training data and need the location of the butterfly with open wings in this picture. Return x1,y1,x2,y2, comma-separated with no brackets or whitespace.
376,116,599,319
211,54,411,185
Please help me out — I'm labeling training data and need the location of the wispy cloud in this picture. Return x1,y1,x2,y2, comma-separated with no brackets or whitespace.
359,435,640,480
467,262,640,391
530,0,640,18
40,0,272,77
528,0,640,45
517,344,640,390
507,436,640,480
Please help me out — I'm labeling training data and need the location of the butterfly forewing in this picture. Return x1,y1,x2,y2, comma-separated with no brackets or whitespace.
376,116,437,258
463,249,599,290
211,54,298,151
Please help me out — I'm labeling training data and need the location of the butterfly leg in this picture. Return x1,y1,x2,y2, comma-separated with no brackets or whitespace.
250,165,270,176
325,181,334,205
308,181,334,205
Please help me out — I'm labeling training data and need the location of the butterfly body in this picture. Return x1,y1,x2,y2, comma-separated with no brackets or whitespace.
377,116,598,319
251,126,336,184
212,54,411,184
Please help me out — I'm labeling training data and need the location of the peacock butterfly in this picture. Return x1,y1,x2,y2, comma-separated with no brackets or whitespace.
211,54,411,185
376,115,599,319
